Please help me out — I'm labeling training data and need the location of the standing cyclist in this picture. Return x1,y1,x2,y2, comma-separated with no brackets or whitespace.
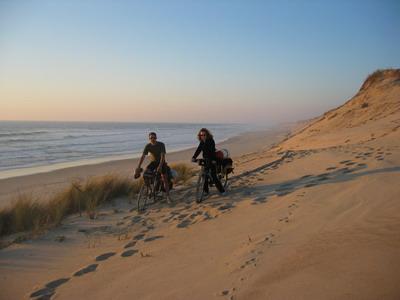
191,128,226,197
136,132,171,203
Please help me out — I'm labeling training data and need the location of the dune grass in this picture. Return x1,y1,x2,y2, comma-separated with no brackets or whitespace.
0,174,142,237
170,162,195,185
360,68,400,91
0,164,195,238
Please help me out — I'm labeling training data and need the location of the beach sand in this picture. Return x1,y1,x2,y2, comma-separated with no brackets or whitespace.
0,70,399,300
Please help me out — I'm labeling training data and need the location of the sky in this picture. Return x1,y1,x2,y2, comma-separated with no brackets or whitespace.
0,0,399,125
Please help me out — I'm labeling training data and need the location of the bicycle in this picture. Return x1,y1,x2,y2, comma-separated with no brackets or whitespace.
193,159,231,203
137,169,163,212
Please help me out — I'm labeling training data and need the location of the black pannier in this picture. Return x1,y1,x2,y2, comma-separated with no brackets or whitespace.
220,158,234,174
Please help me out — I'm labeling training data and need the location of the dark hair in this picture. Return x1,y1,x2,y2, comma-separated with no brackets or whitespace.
149,132,157,138
197,128,213,141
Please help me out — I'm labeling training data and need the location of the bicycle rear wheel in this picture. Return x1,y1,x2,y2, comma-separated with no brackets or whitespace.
137,183,149,212
221,173,229,189
195,173,206,203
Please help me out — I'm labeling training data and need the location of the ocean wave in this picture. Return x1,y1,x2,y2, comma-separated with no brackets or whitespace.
0,130,49,137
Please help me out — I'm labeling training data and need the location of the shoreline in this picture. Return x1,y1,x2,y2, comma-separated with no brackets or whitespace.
0,127,291,208
0,129,262,180
0,128,252,180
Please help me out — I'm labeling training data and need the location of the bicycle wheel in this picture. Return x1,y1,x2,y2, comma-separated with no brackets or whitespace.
195,173,206,203
221,173,229,189
137,183,149,212
152,175,161,203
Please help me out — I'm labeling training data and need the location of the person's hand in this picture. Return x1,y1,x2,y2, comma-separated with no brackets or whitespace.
191,157,197,163
134,167,142,179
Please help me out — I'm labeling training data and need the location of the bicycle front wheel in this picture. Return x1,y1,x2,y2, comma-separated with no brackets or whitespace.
137,183,149,212
152,176,161,203
195,173,206,203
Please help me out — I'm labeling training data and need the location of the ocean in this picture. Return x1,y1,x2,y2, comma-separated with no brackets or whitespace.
0,121,251,178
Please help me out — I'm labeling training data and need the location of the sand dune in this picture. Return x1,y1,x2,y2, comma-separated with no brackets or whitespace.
1,69,400,300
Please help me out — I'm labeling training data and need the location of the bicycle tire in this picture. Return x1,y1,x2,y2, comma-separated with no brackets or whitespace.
196,173,206,203
221,173,229,189
137,183,149,212
152,175,161,203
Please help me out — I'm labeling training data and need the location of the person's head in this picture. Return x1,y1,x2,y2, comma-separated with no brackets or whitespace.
197,128,213,142
148,132,157,144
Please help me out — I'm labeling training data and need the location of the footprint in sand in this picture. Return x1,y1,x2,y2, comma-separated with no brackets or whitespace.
218,204,234,211
121,249,138,257
177,219,193,228
133,233,146,240
124,241,137,248
279,216,290,223
177,213,189,220
30,278,70,299
30,287,55,299
339,160,351,164
326,166,337,170
240,257,257,269
95,252,116,262
300,174,312,179
73,264,98,277
143,235,164,242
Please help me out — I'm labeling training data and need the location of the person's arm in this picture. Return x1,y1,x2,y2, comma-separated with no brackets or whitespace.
157,152,166,172
192,142,203,161
137,154,146,169
137,145,149,169
209,139,216,153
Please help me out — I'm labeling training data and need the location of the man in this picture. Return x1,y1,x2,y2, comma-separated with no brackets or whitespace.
136,132,171,203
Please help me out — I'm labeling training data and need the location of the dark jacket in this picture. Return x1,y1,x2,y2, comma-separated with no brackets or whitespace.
192,138,217,161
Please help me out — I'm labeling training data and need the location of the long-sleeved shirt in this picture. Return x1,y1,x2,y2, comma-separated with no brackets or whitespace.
192,138,217,160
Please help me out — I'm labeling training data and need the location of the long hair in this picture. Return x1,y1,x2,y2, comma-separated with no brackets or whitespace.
197,128,213,141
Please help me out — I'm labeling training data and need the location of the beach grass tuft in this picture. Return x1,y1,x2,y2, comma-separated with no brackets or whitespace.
0,174,142,237
360,68,400,91
0,165,193,237
170,162,195,184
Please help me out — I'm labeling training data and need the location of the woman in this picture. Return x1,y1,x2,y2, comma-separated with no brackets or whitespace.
191,128,226,196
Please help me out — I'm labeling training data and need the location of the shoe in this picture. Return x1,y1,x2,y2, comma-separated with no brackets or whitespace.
220,192,227,196
166,196,172,204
